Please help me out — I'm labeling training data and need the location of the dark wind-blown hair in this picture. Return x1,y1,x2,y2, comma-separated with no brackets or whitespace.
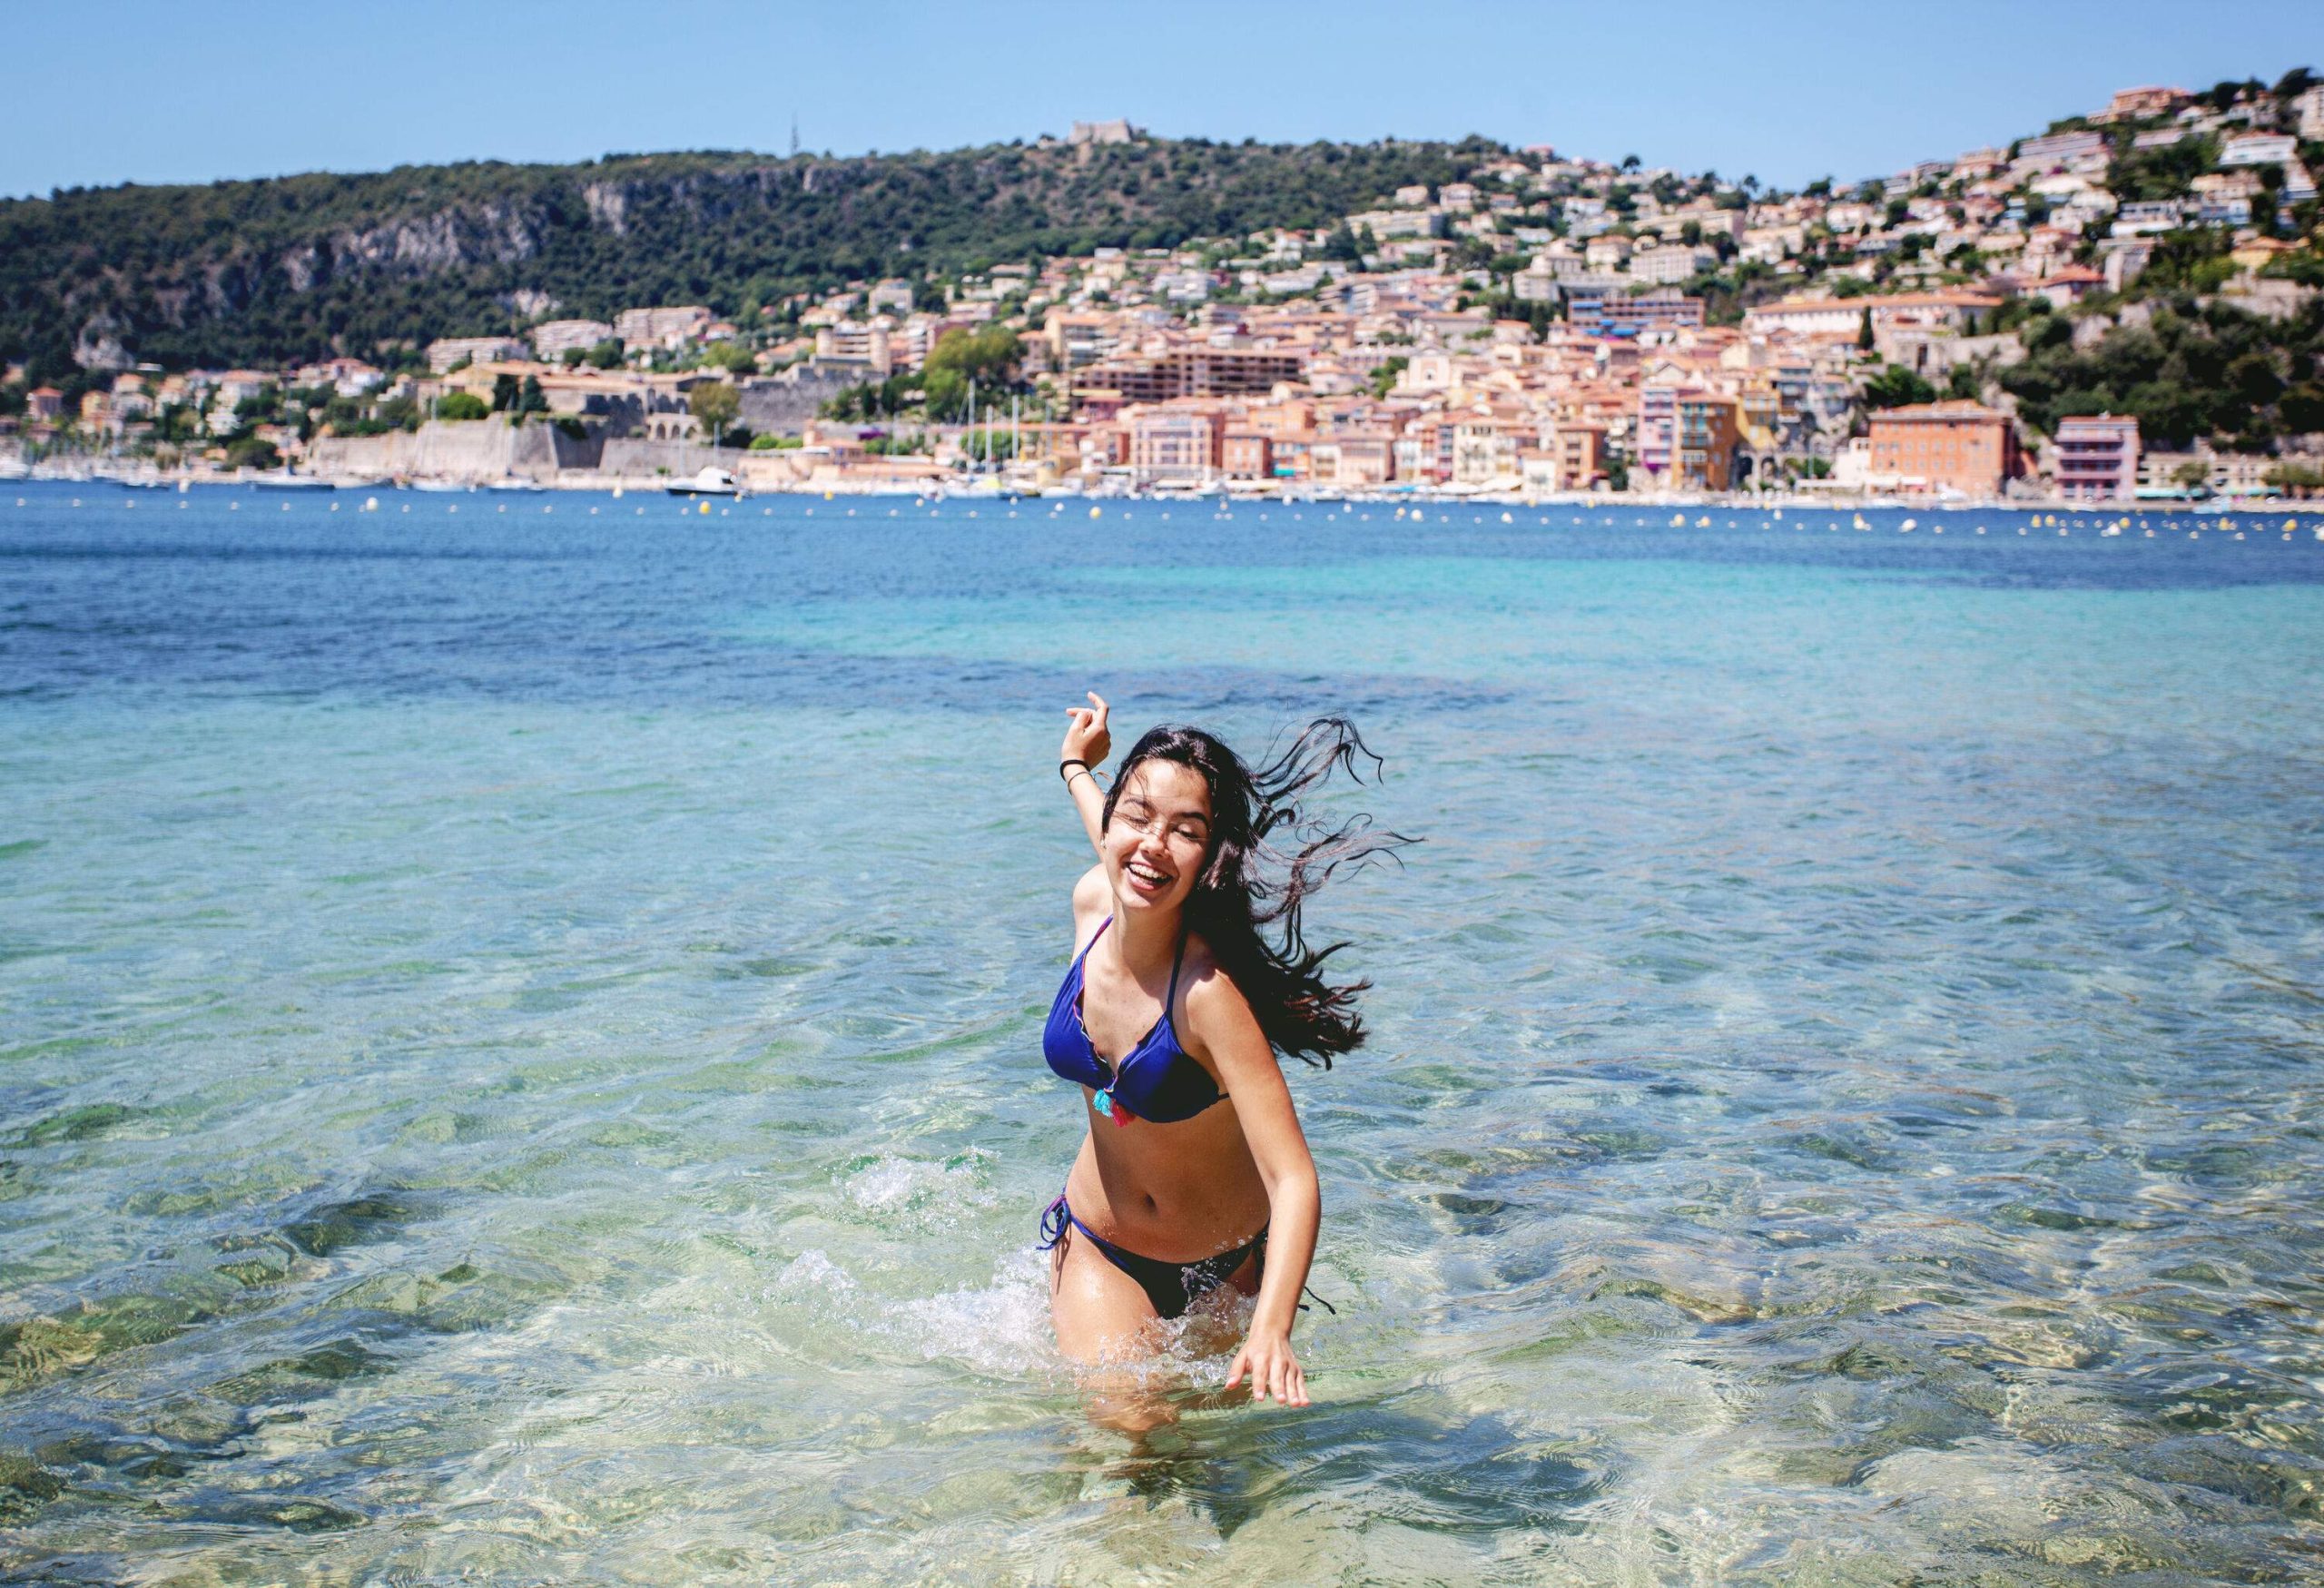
1102,718,1413,1067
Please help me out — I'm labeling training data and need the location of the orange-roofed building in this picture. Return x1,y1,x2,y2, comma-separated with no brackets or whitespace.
1331,430,1396,487
1129,403,1226,483
1243,399,1316,437
1222,430,1273,478
2035,267,2106,309
1675,395,1742,491
2098,85,2189,123
1550,423,1608,489
1866,401,2022,496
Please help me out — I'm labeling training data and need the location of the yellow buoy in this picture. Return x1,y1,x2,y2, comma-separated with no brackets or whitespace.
1089,506,1102,518
699,500,710,514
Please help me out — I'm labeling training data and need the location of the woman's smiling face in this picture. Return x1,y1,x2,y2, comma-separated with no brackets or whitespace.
1103,759,1213,919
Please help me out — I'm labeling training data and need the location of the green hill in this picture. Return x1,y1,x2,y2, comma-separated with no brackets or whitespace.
0,137,1495,376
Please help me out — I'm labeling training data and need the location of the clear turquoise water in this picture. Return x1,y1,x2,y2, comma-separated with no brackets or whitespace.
5,484,2324,1583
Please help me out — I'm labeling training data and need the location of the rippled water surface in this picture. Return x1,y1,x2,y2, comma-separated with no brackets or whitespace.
5,484,2324,1584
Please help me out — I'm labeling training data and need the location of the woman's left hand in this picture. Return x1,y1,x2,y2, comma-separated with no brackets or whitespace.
1060,691,1111,771
1224,1327,1309,1407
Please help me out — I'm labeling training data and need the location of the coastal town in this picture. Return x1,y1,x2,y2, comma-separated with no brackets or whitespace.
6,75,2324,503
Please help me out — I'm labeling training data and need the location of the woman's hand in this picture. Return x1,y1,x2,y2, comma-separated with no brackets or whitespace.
1060,691,1110,771
1224,1326,1309,1407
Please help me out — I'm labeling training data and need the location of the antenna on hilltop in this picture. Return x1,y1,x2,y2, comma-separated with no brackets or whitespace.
790,115,801,158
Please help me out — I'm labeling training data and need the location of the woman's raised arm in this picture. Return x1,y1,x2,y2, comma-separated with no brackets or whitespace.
1058,691,1111,856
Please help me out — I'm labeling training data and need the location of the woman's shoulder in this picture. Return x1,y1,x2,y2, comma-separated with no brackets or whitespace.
1175,934,1269,1068
1068,865,1108,952
1177,932,1250,1014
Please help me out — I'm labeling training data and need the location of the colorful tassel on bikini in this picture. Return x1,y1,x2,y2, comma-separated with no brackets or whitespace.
1094,1090,1137,1127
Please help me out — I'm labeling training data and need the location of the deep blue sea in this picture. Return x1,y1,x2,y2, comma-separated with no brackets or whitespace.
5,482,2323,1583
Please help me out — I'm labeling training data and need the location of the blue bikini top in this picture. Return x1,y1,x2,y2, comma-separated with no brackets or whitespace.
1043,916,1227,1125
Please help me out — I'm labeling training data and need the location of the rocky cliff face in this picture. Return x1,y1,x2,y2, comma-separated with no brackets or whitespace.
34,169,804,369
325,203,547,278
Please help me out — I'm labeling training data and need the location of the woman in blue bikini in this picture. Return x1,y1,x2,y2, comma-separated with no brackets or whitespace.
1043,693,1400,1408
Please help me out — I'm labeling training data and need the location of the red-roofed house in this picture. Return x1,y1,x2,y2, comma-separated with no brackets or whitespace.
2035,267,2106,310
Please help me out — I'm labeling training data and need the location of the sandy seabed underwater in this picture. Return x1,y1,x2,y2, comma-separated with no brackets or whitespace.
5,485,2324,1584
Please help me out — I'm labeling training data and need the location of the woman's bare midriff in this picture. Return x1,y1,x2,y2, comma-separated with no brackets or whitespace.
1064,1097,1270,1264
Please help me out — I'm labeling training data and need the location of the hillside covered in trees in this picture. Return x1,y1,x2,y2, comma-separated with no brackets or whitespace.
0,138,1492,377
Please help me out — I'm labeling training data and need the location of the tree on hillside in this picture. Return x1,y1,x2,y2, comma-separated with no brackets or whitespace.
1863,364,1936,409
921,326,1022,422
689,380,741,449
704,340,758,376
2110,133,2219,202
1998,297,2323,450
225,436,281,471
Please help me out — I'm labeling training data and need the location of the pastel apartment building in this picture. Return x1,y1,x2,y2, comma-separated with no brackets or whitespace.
1675,395,1742,491
1128,404,1226,482
1080,347,1305,403
2052,413,2141,499
1567,290,1707,338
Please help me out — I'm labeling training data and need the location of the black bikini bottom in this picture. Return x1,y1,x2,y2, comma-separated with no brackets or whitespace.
1039,1192,1264,1319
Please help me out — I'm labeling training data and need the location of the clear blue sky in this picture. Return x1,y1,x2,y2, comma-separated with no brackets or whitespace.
5,1,2315,200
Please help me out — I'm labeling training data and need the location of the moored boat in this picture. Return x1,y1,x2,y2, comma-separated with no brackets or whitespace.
666,467,742,498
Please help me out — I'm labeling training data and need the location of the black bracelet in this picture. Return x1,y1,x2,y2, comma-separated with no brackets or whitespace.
1059,758,1092,784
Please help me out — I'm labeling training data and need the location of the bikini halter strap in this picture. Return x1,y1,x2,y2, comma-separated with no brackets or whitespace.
1082,915,1189,1005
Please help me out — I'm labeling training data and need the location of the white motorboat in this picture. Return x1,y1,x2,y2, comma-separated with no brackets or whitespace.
666,467,742,498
